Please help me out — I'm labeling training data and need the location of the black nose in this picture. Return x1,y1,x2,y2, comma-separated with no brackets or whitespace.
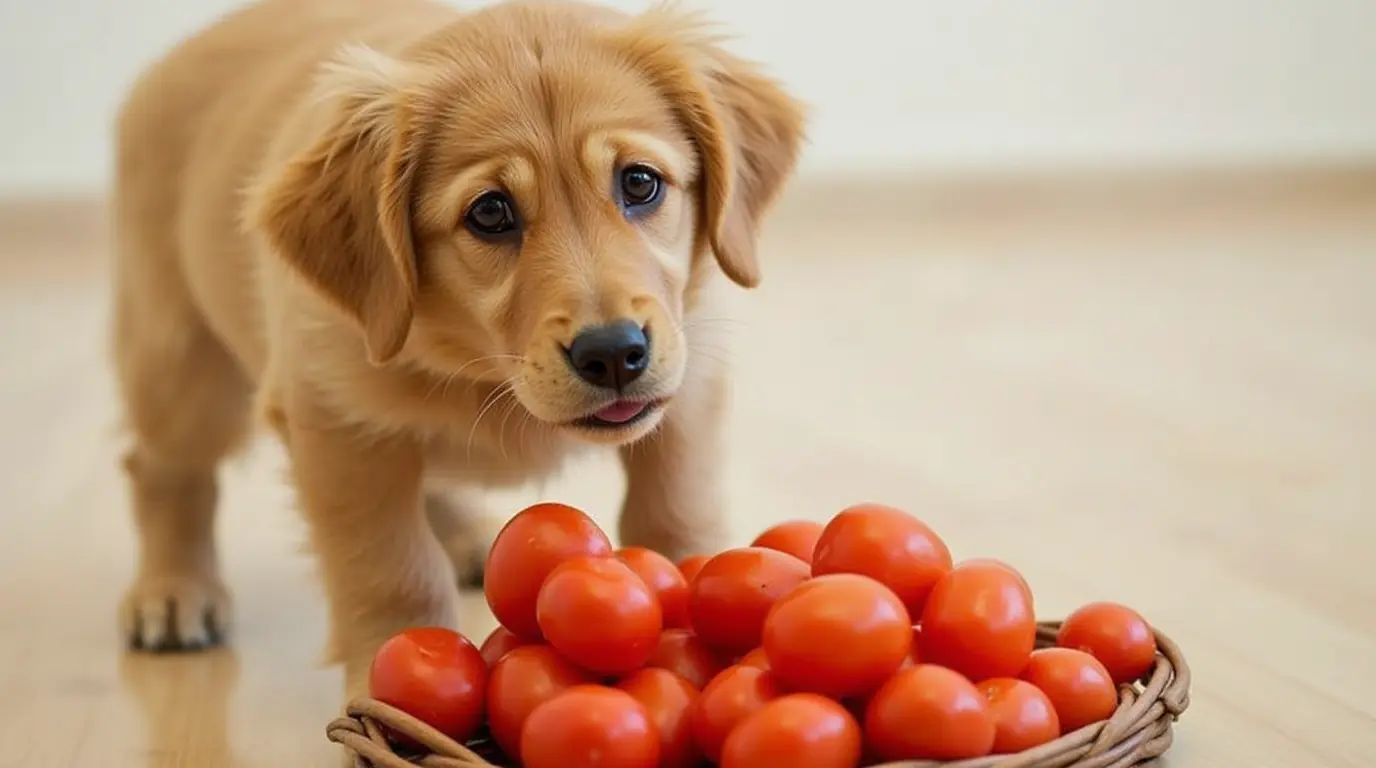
566,320,650,390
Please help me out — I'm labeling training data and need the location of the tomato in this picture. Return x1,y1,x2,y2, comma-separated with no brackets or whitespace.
1021,648,1118,733
536,556,662,676
487,645,594,756
646,629,727,690
617,546,691,629
520,685,659,768
677,555,710,584
738,647,771,671
1057,602,1157,684
751,520,825,564
811,503,952,616
978,677,1060,753
920,560,1036,680
720,694,862,768
484,502,613,640
479,626,526,667
368,628,487,743
762,574,911,698
863,664,996,761
692,665,783,763
617,668,701,768
689,547,811,655
962,557,1033,594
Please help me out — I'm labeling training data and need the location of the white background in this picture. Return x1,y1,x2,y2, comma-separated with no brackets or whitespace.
2,0,1375,196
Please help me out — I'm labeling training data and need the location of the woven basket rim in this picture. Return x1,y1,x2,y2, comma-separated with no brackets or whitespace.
327,619,1191,768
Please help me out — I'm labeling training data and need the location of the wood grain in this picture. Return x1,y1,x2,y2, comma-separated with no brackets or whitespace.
1,172,1374,767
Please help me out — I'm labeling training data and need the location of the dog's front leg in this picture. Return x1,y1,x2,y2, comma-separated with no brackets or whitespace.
619,372,732,561
284,411,457,701
425,488,492,590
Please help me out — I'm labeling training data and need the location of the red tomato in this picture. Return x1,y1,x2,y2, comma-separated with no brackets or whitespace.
978,677,1060,753
486,645,593,756
689,547,811,655
484,502,613,640
738,647,771,671
479,626,526,667
617,546,691,629
1057,602,1157,684
677,555,710,584
692,665,784,763
920,560,1036,680
616,668,701,768
751,520,825,564
811,503,953,616
536,556,662,676
646,629,727,690
1021,648,1118,733
720,694,862,768
762,574,911,698
864,664,996,761
368,628,488,743
962,557,1033,594
520,685,659,768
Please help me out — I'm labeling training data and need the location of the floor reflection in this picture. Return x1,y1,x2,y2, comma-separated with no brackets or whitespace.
119,649,242,767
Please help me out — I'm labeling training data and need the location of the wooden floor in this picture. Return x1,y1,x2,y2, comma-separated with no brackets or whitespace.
2,172,1375,767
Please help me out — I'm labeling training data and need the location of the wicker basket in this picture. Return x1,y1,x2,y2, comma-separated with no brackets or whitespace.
327,620,1191,768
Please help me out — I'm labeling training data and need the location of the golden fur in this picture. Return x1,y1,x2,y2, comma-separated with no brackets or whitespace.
109,0,805,702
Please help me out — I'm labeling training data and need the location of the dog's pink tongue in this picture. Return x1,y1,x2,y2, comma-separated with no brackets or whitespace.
595,401,647,424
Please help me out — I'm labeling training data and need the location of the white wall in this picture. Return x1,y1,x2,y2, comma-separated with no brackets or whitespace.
3,0,1375,195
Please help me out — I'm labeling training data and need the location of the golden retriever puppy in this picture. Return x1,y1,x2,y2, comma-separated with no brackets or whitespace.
109,0,805,700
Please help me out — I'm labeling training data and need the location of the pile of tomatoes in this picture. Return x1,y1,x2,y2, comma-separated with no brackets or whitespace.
366,501,1160,768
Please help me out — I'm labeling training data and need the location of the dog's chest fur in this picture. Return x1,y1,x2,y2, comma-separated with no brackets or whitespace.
420,420,585,488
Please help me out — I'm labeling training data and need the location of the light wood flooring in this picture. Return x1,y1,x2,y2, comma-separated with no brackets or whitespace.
1,171,1375,766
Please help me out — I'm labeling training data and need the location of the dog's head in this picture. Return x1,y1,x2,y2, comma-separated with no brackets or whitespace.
250,3,805,444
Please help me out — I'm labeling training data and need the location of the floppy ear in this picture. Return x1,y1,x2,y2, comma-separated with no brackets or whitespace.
245,45,424,365
611,11,808,289
696,49,808,288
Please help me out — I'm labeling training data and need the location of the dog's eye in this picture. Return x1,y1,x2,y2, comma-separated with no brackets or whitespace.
619,165,663,209
465,192,519,237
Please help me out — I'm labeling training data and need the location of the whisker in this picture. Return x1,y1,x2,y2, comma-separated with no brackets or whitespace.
689,341,735,357
442,371,469,400
496,393,525,461
454,354,527,379
466,389,512,458
517,407,533,450
425,371,458,401
688,345,733,370
466,377,520,460
427,354,527,402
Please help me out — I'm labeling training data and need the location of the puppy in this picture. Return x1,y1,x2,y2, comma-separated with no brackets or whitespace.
109,0,805,700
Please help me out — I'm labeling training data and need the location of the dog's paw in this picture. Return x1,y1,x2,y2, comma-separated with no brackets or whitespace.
120,573,232,652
